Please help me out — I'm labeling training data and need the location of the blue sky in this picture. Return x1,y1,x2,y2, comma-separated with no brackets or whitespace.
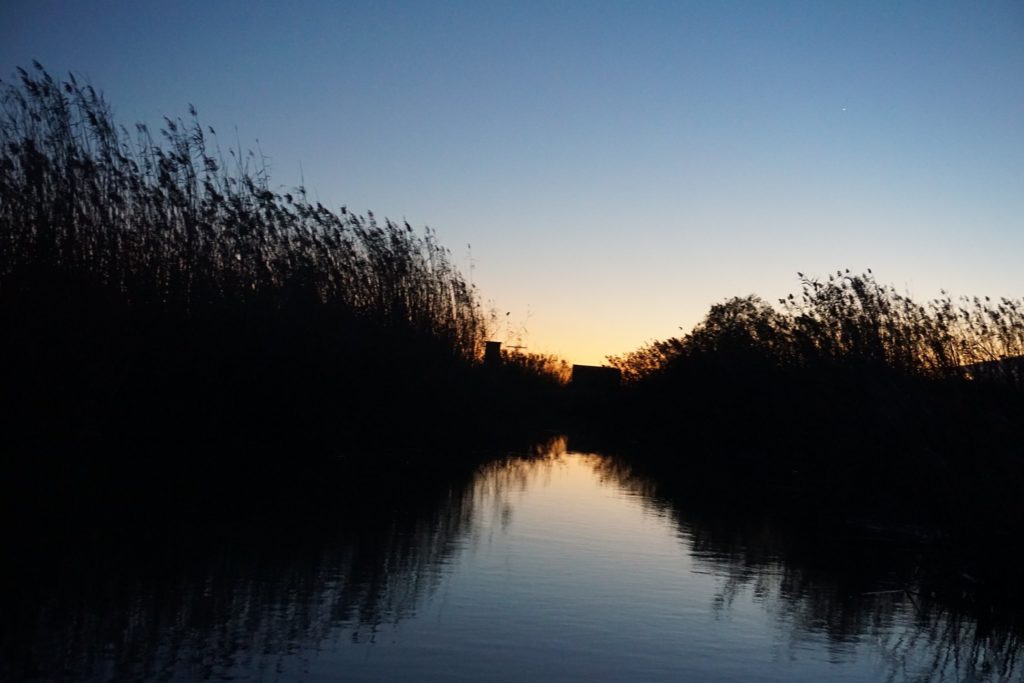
3,1,1022,364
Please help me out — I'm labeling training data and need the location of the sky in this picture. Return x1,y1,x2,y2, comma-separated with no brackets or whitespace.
2,1,1022,365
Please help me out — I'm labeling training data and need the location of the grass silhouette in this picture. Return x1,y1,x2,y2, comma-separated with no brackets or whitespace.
0,63,498,455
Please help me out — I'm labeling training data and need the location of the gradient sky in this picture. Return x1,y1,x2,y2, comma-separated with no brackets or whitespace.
3,1,1022,364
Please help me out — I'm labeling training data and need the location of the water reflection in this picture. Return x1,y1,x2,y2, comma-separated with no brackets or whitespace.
3,438,1020,681
590,454,1023,682
1,454,489,680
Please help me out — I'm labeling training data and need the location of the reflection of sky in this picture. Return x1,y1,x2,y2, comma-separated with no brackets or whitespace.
3,1,1022,364
317,452,897,681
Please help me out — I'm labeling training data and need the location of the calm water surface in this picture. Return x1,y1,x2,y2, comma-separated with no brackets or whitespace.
5,438,1019,681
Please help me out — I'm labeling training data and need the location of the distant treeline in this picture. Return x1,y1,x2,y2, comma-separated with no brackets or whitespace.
0,63,507,455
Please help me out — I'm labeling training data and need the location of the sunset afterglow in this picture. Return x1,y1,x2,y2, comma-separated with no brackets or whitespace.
3,1,1020,364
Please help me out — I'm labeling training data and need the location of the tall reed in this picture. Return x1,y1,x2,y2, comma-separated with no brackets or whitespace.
0,63,487,450
0,63,484,354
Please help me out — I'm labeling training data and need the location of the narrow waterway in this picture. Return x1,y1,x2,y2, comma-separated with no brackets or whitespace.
4,438,1018,681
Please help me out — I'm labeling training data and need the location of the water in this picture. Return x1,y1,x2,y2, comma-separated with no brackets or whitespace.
3,438,1019,681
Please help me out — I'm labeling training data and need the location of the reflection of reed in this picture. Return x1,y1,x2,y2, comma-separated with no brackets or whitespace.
877,608,1022,683
588,451,1023,682
7,438,1019,681
1,465,479,681
0,436,573,680
468,434,569,531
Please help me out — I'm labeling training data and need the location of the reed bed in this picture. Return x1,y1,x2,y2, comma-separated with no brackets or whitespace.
605,270,1024,539
0,63,487,452
609,270,1024,386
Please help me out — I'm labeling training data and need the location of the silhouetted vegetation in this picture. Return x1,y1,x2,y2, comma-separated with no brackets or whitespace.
475,349,571,432
609,270,1024,384
500,349,572,386
0,63,525,456
602,270,1024,598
